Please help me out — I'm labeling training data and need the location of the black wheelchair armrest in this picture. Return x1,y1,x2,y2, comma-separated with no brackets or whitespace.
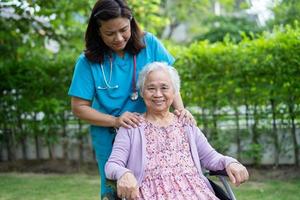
207,169,237,200
209,169,228,177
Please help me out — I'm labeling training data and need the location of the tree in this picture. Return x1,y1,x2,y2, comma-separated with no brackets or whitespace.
0,0,88,161
161,0,253,42
270,0,300,27
193,15,262,43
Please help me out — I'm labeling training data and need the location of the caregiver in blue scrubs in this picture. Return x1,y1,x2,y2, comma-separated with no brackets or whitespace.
68,0,194,199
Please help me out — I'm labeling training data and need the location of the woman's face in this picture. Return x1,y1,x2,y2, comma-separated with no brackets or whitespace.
143,69,175,114
99,17,131,55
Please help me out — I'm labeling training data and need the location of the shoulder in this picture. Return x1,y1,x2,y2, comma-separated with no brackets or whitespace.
117,125,145,137
143,31,153,39
143,32,160,44
75,53,91,65
181,123,203,137
74,53,99,71
77,53,87,61
116,126,131,136
77,53,100,65
181,120,197,130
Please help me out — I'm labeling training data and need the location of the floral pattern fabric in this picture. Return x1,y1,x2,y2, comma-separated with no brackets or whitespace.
138,117,219,200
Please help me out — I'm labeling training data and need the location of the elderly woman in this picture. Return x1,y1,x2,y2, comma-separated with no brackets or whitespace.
105,62,249,200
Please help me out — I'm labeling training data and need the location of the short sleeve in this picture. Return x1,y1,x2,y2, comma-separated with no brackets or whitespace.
145,32,175,65
68,54,95,101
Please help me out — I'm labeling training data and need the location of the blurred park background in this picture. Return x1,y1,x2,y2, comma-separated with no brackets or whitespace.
0,0,300,199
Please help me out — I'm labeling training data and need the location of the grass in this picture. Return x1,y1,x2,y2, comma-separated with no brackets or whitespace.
0,173,300,200
0,173,100,200
233,179,300,200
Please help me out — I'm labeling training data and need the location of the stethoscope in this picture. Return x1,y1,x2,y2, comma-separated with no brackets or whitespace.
97,55,139,101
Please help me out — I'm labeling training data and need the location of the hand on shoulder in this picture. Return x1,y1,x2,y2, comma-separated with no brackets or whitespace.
174,108,197,125
115,112,143,129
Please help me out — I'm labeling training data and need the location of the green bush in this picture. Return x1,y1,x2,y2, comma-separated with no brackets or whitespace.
175,24,300,166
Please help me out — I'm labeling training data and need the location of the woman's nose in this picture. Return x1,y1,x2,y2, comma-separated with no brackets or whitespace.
154,89,163,96
114,32,123,41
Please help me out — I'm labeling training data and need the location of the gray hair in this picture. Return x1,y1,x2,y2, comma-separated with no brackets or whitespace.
137,62,180,97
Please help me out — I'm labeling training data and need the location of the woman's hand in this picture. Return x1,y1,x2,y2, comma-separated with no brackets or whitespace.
115,112,143,128
117,172,139,200
226,162,249,186
174,109,196,125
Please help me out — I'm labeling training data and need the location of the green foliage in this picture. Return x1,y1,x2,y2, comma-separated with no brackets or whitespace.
0,0,88,158
176,24,300,111
0,49,77,158
270,0,300,27
194,15,263,43
0,0,89,60
243,143,263,166
161,0,253,42
129,0,169,36
175,24,300,165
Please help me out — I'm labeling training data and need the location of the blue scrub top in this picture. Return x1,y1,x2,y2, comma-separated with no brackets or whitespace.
68,32,175,159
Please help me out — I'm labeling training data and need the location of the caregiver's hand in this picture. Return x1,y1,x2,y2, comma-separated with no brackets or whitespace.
115,112,143,128
174,108,196,125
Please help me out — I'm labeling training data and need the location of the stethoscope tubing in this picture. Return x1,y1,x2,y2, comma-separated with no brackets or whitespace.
97,55,136,92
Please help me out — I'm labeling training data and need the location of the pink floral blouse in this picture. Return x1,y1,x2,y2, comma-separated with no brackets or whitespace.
138,117,219,200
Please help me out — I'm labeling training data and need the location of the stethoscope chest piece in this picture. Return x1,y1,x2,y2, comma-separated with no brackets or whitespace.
130,91,138,101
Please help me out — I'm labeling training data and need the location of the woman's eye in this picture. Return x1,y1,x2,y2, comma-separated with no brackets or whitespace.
121,28,128,33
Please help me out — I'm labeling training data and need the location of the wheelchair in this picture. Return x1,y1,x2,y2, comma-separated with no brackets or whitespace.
105,169,238,200
207,169,237,200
